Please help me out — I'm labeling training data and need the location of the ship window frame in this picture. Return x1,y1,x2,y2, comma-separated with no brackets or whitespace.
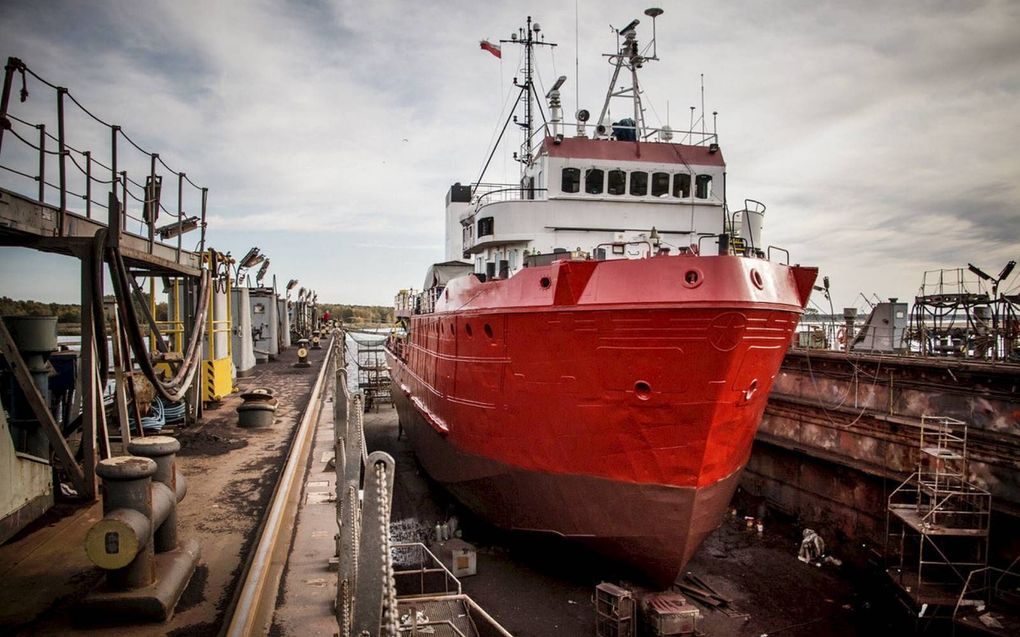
585,168,605,195
629,171,648,196
651,171,670,197
561,167,580,193
607,169,626,196
673,173,692,198
477,216,494,237
695,174,713,199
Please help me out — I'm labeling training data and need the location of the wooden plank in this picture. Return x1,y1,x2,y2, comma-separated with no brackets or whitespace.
0,320,86,494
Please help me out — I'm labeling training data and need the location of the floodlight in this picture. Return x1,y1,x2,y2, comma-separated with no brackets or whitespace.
968,263,992,281
239,247,263,269
156,216,200,240
256,259,270,284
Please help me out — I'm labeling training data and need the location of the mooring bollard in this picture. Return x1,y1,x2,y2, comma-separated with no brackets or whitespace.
78,435,200,623
237,388,278,428
294,338,311,368
85,455,159,589
128,436,188,553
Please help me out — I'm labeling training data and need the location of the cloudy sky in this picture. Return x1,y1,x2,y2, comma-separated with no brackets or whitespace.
0,0,1017,311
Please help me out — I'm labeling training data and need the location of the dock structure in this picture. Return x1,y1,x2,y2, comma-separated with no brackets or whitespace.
0,56,211,511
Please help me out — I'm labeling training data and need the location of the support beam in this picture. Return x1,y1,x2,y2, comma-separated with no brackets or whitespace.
108,301,132,445
77,240,100,500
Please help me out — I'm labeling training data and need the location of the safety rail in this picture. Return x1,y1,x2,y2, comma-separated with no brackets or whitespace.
0,56,207,258
519,120,720,160
952,563,1020,632
333,332,512,637
392,542,463,598
473,186,548,211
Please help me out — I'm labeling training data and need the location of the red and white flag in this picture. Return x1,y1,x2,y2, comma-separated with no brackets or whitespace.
480,40,501,59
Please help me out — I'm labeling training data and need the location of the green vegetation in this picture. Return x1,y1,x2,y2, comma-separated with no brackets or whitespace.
320,303,393,326
0,296,167,335
0,297,81,334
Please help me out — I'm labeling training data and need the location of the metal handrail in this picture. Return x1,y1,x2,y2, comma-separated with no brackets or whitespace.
0,56,207,254
474,186,548,211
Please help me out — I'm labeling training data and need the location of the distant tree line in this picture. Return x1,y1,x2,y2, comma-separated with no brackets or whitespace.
319,303,393,326
1,296,168,335
0,296,81,323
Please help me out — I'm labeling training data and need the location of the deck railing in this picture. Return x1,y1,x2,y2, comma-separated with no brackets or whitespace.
0,56,207,257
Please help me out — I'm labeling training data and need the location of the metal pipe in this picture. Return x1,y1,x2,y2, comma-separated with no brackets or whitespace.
395,594,514,637
110,125,119,195
0,57,19,154
36,123,45,202
84,151,92,218
200,186,208,254
120,170,127,231
148,152,158,252
57,87,67,235
176,172,183,261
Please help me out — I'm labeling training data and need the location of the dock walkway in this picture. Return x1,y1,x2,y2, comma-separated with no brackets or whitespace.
0,345,326,635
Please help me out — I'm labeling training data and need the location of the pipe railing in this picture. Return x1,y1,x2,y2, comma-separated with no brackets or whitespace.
0,56,207,255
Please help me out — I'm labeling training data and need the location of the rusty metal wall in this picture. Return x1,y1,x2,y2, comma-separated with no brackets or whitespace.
746,349,1020,560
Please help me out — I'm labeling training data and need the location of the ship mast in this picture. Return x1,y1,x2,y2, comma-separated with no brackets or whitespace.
596,8,664,141
501,16,556,169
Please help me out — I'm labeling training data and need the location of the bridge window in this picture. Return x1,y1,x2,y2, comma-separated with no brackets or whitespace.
561,167,580,193
607,170,626,195
695,174,713,199
585,168,604,195
673,173,691,198
477,216,494,237
651,172,670,197
629,171,648,196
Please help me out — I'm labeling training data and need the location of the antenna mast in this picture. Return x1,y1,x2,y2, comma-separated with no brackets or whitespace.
501,16,557,169
595,8,664,140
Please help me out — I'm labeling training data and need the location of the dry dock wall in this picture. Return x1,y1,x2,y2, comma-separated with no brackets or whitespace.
748,349,1020,557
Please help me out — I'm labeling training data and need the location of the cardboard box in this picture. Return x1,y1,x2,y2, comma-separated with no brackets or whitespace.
441,538,477,577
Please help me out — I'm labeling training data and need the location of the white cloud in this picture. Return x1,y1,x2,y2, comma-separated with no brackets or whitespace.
0,0,1017,307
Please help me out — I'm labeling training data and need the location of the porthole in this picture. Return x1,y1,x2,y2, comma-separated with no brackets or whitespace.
750,269,764,290
540,277,551,289
483,323,494,339
465,323,473,337
634,381,652,400
682,268,704,289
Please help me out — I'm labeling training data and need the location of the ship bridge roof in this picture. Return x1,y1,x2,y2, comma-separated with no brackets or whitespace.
540,136,725,167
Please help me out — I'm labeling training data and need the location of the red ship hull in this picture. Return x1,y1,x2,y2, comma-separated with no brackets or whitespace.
388,254,816,585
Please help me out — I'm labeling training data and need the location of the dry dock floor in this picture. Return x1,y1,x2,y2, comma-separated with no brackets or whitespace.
356,404,900,637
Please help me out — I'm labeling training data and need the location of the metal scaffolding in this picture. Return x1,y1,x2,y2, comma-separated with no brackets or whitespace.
887,416,992,616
